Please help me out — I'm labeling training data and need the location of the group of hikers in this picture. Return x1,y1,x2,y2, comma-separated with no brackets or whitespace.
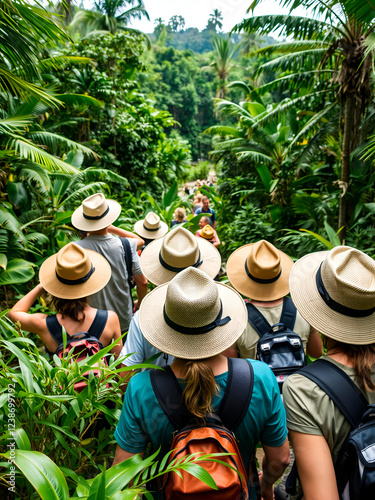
8,191,375,500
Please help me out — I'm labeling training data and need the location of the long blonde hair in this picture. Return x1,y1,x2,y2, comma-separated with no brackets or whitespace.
179,359,219,421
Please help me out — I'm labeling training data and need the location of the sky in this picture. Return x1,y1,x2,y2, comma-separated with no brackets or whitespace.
83,1,310,33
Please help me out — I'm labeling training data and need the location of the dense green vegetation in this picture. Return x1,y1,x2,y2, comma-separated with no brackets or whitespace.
1,0,375,497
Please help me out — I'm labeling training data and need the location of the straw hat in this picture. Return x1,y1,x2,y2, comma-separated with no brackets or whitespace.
226,240,294,300
71,193,121,232
139,267,247,359
134,212,168,240
200,224,215,241
39,243,111,300
289,246,375,344
140,227,221,286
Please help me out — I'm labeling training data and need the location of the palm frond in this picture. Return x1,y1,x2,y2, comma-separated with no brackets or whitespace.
257,49,331,75
17,164,51,195
58,182,108,208
255,70,334,96
251,39,331,57
204,125,243,137
56,94,103,108
77,168,129,186
28,131,99,159
0,208,25,243
39,56,93,72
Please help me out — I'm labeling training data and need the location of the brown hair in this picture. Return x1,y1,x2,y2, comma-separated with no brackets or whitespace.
322,335,375,391
179,359,219,421
50,296,88,323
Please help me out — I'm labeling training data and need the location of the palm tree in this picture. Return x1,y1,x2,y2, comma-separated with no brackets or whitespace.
209,9,223,32
210,36,237,99
234,0,375,240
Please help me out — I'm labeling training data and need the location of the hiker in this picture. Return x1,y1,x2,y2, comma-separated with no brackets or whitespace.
113,267,290,500
8,243,122,358
282,246,375,500
226,240,323,361
192,193,203,214
133,211,168,250
120,226,221,367
194,196,217,229
71,193,148,333
196,217,220,248
170,207,187,227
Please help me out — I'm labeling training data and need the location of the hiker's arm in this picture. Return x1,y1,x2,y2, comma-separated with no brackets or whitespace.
133,274,148,312
112,445,144,466
306,328,323,359
108,225,144,251
289,430,339,500
260,438,290,500
108,311,123,358
213,231,220,248
8,284,47,334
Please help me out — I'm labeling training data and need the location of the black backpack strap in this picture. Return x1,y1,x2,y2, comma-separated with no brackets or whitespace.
87,309,108,340
246,303,272,339
46,315,64,345
150,366,189,430
120,237,134,290
299,358,368,428
279,297,297,330
218,357,254,430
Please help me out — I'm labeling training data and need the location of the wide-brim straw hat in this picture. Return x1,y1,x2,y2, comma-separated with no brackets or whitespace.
71,193,121,232
289,246,375,344
39,242,111,300
140,226,221,286
134,211,168,240
139,267,248,359
200,224,215,240
227,240,294,300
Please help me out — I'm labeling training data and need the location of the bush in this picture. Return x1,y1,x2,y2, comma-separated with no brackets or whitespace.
188,161,212,181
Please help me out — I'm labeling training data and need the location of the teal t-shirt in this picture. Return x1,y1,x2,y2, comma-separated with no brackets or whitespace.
115,359,287,479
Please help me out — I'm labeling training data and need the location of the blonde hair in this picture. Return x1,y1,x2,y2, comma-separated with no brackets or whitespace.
173,207,187,223
179,359,219,421
322,335,375,391
195,193,203,203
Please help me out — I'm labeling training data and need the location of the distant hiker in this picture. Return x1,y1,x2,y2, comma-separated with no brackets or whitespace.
196,217,220,248
192,193,203,214
226,240,323,361
72,193,148,333
194,195,217,229
113,267,290,500
8,243,122,358
171,207,187,227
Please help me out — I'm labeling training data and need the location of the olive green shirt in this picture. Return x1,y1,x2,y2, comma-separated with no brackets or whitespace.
236,302,311,360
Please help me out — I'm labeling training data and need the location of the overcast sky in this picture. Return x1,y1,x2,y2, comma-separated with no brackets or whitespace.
83,0,310,33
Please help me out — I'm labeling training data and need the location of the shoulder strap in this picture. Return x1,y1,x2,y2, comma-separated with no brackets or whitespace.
150,366,189,429
120,237,133,288
46,315,64,345
246,303,272,339
88,309,108,339
299,358,368,428
280,297,297,330
218,357,254,430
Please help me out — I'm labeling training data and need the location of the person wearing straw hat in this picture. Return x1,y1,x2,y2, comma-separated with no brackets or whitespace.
226,240,323,360
281,246,375,500
196,217,221,248
8,243,122,357
133,211,168,248
113,267,290,499
72,193,148,333
119,226,221,368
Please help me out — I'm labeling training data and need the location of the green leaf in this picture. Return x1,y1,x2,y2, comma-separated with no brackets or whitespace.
88,462,106,500
0,428,31,451
0,450,69,500
163,181,178,208
0,258,35,285
300,229,333,249
7,182,29,209
178,462,218,490
0,254,7,270
245,101,266,117
256,164,273,192
323,221,341,247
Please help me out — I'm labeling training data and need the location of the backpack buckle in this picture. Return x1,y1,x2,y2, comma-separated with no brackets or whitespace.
261,343,271,353
290,338,301,348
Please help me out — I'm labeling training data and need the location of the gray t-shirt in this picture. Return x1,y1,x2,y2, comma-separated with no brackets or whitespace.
76,235,142,332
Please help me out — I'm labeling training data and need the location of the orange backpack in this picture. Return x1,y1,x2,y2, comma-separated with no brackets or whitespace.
150,358,254,500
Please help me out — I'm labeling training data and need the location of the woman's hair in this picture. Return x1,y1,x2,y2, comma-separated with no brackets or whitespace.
195,193,203,203
50,296,88,323
322,335,375,391
179,359,219,421
174,207,187,222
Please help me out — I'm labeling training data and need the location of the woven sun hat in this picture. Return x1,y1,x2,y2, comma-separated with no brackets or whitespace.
134,211,168,240
71,193,121,232
39,242,111,300
140,226,221,286
200,224,215,241
289,246,375,344
139,267,247,359
226,240,294,301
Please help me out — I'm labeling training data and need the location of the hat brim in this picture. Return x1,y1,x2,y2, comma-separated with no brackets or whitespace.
139,282,248,359
134,219,169,240
39,249,111,299
140,235,221,286
289,251,375,344
71,199,121,232
226,243,294,300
